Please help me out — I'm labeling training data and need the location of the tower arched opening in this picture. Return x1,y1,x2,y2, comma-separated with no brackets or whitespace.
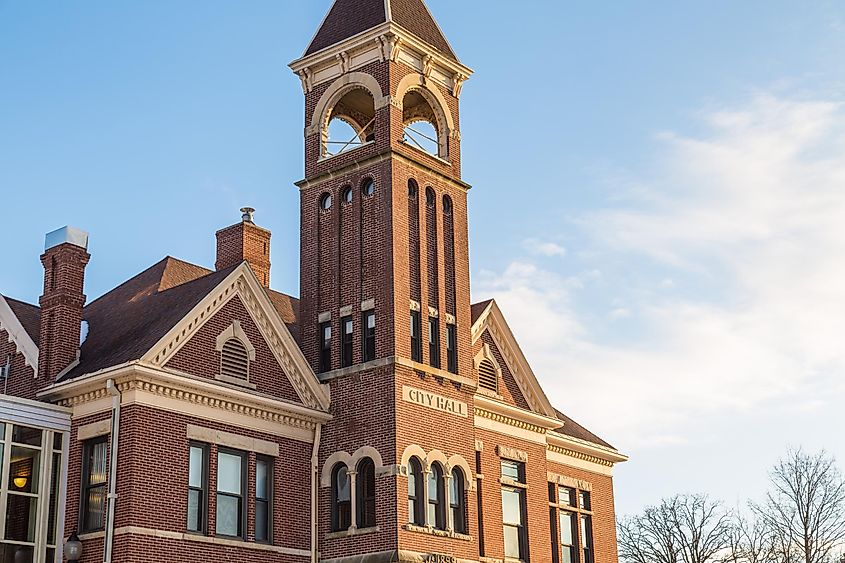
323,87,376,158
402,89,445,158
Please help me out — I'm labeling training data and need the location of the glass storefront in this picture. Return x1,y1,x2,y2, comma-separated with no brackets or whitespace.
0,422,66,563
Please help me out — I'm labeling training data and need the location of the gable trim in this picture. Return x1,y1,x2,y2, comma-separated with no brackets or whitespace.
0,295,38,369
471,300,557,419
141,264,330,411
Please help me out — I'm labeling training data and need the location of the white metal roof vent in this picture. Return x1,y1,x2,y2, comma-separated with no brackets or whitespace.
241,207,255,223
45,226,89,251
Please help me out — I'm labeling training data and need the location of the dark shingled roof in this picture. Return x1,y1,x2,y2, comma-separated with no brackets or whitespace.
554,408,615,450
470,299,493,325
305,0,458,61
52,257,300,381
4,296,41,346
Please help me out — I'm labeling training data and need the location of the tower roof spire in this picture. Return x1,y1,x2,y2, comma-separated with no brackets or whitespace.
305,0,458,61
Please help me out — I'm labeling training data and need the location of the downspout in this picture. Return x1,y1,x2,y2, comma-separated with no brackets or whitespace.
103,379,121,563
311,423,323,563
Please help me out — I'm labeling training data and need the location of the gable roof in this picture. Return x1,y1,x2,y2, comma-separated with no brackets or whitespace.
4,296,41,346
55,256,300,381
471,299,618,451
305,0,458,61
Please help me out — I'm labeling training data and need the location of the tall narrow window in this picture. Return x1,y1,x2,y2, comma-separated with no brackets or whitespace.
428,316,440,369
428,463,446,530
187,443,208,533
446,324,458,374
362,311,376,362
408,457,424,525
410,311,422,362
331,464,351,531
581,516,594,563
256,457,272,543
501,460,528,561
341,316,354,368
319,321,332,373
216,450,246,538
561,512,577,563
356,458,376,529
81,437,108,532
450,468,467,534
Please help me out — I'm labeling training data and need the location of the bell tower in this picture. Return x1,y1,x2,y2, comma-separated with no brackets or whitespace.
291,0,473,376
292,1,480,560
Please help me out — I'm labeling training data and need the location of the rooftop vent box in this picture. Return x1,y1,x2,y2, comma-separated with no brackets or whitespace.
45,226,89,251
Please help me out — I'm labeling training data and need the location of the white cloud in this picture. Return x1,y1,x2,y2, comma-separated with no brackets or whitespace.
474,94,845,451
522,238,567,258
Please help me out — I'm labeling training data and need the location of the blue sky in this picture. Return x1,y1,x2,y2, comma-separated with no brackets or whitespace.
2,1,845,517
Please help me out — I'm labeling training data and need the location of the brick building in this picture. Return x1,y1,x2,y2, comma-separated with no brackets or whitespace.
0,1,627,562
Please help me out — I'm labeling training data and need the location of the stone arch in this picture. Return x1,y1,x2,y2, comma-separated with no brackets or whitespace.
310,72,388,134
351,445,384,470
447,454,474,491
400,444,428,471
321,451,353,488
395,74,456,158
425,449,449,473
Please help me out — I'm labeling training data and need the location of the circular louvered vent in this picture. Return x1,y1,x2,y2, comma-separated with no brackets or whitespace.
221,338,249,380
477,359,498,393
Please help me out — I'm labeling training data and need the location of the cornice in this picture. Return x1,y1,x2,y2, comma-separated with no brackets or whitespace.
547,430,628,465
474,395,561,434
0,295,38,369
39,363,331,432
289,22,472,97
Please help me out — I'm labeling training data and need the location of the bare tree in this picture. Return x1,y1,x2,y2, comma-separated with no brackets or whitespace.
618,494,732,563
724,512,778,563
751,448,845,563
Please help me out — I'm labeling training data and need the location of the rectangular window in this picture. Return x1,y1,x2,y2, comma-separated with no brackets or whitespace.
550,507,560,563
319,322,332,373
579,491,591,511
216,449,246,538
581,515,594,563
561,511,578,563
341,316,354,368
446,323,457,374
410,311,423,362
81,437,108,532
362,312,376,362
187,443,208,533
501,460,527,560
428,316,440,369
255,457,273,544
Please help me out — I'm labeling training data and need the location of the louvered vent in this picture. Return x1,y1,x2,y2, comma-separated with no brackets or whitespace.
478,359,498,393
221,338,250,380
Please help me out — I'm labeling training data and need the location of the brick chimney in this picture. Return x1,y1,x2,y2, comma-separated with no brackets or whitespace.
216,207,272,287
38,226,90,382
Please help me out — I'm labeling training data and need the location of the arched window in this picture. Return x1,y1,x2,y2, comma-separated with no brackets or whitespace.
331,464,351,531
425,187,436,207
361,178,375,197
342,186,353,204
442,195,453,215
402,90,442,157
220,338,249,380
428,463,446,530
319,192,332,211
356,458,376,529
407,457,424,525
450,468,467,534
324,87,376,158
408,179,419,198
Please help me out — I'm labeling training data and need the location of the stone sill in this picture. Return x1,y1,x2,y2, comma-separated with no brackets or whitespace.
318,141,376,163
326,525,380,540
403,523,473,541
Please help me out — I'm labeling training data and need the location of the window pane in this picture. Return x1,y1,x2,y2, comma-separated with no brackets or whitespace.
189,447,204,488
47,453,61,544
428,470,439,502
0,544,34,563
187,490,201,531
217,452,242,494
53,432,63,451
5,494,38,542
561,487,575,506
580,491,592,511
87,441,107,485
256,500,269,542
504,525,521,559
0,422,4,440
12,425,41,447
45,547,56,563
560,512,574,545
501,460,520,481
367,314,375,329
256,460,270,500
216,495,241,536
85,485,107,531
10,446,41,494
336,466,350,501
450,472,459,504
501,489,522,525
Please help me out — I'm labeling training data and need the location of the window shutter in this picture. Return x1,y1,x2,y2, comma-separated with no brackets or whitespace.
221,338,250,380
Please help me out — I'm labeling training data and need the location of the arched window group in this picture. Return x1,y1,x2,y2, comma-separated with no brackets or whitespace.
330,457,377,532
406,456,467,533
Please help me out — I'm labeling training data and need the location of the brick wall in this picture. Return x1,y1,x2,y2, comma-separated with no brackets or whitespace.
0,331,38,400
